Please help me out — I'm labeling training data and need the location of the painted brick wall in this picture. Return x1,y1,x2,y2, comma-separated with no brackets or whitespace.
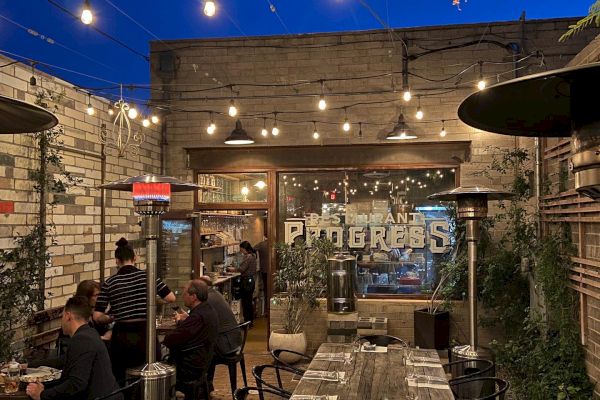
0,54,162,314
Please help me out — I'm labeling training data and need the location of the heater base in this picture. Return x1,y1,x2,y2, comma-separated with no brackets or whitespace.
449,344,494,362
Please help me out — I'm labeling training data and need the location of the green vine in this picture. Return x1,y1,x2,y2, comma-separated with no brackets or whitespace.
0,89,79,361
560,1,600,41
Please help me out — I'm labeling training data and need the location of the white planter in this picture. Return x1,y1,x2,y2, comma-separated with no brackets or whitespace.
268,330,307,363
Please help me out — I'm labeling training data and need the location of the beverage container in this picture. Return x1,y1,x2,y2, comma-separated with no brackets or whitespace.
4,361,20,394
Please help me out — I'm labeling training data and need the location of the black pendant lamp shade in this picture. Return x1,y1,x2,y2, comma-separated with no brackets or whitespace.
457,62,600,200
386,114,416,140
0,95,59,134
224,119,255,145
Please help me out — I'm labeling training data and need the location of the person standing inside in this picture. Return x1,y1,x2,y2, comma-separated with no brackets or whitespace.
25,296,123,400
93,238,176,383
229,241,257,326
163,280,218,400
254,235,269,311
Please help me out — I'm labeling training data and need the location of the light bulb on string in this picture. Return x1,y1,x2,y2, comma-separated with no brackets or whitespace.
203,0,216,17
312,121,319,140
272,113,279,136
142,118,150,128
318,80,327,110
207,112,216,134
358,122,363,138
228,99,238,117
477,61,486,90
128,104,138,119
261,117,268,137
440,120,447,137
151,115,159,124
108,108,114,116
415,96,424,120
81,0,93,24
29,63,36,86
342,107,350,132
86,94,94,116
403,88,412,102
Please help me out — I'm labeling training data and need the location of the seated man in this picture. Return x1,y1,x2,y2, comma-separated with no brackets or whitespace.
26,296,123,400
200,276,242,393
163,280,219,400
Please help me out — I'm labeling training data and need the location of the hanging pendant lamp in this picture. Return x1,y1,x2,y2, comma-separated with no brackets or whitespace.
224,119,255,145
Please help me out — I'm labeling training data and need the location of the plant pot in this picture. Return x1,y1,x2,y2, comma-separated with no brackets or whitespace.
414,308,450,350
268,330,307,363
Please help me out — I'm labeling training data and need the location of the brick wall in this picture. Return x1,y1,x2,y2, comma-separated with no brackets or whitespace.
0,54,162,317
270,299,496,354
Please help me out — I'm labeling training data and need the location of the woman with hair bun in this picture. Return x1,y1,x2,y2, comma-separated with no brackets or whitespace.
93,237,176,383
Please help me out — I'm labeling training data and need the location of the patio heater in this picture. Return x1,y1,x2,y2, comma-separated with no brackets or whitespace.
429,186,513,361
458,62,600,200
99,174,198,400
0,94,59,134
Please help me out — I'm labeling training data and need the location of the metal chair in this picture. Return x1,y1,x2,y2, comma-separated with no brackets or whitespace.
233,386,290,400
93,378,140,400
449,377,509,399
252,364,302,400
211,321,251,398
443,358,495,383
270,349,313,374
356,334,407,347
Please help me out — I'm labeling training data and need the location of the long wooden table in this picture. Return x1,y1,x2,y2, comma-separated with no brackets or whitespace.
291,343,454,400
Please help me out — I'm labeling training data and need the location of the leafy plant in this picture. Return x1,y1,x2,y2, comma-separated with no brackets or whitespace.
560,1,600,41
272,238,335,334
0,89,79,361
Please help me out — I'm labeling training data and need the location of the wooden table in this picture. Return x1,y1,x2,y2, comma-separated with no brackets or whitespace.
0,390,29,399
291,343,454,400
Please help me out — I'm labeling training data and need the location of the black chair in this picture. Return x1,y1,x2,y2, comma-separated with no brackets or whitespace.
356,334,407,347
443,359,495,383
449,377,509,399
162,343,212,400
270,349,313,375
252,364,301,400
233,386,290,400
211,321,252,398
93,378,140,400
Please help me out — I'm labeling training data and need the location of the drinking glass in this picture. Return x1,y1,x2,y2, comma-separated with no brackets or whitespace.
4,363,19,394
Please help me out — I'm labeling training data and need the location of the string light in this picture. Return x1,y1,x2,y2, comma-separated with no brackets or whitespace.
108,107,114,116
342,107,350,132
440,120,447,137
142,117,150,127
29,63,36,86
403,88,412,102
207,113,216,134
272,113,279,136
86,93,94,116
127,104,138,119
358,122,363,138
81,0,93,25
151,115,159,124
203,0,216,17
312,121,320,139
477,61,486,90
261,117,268,137
318,81,327,110
228,99,238,117
415,96,424,120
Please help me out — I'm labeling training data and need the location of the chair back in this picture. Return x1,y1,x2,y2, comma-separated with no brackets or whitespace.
357,334,407,347
252,364,300,400
233,386,290,400
270,349,312,374
220,321,251,358
443,358,495,382
449,377,509,400
93,378,140,400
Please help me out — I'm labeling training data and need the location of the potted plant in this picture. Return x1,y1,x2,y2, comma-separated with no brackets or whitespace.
414,270,452,350
270,238,334,362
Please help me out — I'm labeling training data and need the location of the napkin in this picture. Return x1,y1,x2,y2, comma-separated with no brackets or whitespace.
412,356,440,363
314,353,349,361
303,370,345,381
361,344,388,353
406,359,441,368
290,395,338,400
407,379,450,390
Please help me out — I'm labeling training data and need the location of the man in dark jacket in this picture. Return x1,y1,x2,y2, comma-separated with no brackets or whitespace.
26,296,122,400
163,280,218,399
200,276,243,392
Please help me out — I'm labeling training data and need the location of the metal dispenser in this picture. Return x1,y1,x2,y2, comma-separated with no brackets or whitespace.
327,253,357,313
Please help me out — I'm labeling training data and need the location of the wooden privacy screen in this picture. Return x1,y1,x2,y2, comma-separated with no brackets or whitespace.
541,137,600,346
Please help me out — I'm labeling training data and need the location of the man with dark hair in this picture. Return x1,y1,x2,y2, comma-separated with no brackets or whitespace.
26,296,122,400
163,280,219,399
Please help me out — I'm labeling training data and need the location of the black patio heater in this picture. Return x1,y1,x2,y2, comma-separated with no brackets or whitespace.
429,187,512,364
0,94,59,134
458,62,600,199
99,174,198,400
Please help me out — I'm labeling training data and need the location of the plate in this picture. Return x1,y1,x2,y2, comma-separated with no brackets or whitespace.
20,367,61,383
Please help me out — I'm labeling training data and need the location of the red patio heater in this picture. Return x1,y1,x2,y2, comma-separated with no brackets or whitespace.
99,174,198,400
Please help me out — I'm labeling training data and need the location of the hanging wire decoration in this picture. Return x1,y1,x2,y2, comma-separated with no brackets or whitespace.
99,85,144,157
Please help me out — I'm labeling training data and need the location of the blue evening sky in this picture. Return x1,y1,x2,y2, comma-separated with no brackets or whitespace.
0,0,593,104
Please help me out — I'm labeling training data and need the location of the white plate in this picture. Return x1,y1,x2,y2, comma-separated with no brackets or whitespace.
20,367,61,383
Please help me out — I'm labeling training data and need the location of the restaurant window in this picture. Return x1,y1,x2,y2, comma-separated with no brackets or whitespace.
197,172,268,203
278,168,456,297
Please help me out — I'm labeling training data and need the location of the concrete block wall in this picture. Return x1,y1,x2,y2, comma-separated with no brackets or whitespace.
270,298,496,354
0,54,162,311
150,17,599,212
